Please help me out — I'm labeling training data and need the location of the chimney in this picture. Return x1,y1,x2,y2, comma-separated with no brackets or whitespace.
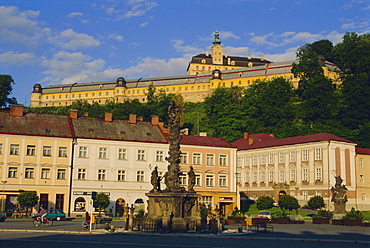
225,52,228,58
82,112,89,117
269,133,275,138
10,105,24,117
244,132,249,139
206,51,209,56
137,116,143,122
260,55,264,61
129,114,137,124
248,138,254,145
180,128,189,135
151,115,159,125
248,54,251,60
69,109,78,119
199,132,207,137
104,113,112,122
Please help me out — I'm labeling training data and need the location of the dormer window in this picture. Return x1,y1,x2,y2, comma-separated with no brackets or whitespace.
201,59,206,64
212,69,221,79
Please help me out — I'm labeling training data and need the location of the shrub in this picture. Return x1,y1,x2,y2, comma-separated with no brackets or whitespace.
231,207,244,217
307,196,325,210
256,196,275,210
278,195,300,211
342,207,363,220
271,210,289,219
313,209,332,219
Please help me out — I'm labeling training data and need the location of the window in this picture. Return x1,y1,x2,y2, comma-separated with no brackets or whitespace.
156,151,164,162
58,147,67,157
137,150,145,161
237,156,242,166
118,148,126,160
279,170,285,182
78,169,86,180
315,148,322,160
260,154,266,165
268,153,274,164
252,155,258,165
362,193,366,201
290,151,296,162
180,152,188,164
193,153,201,165
236,173,241,184
8,167,17,178
303,190,308,200
79,146,87,158
206,154,214,166
219,175,227,187
57,169,66,180
302,149,308,161
360,175,364,183
279,152,284,163
118,170,125,181
0,144,2,154
195,174,201,186
137,171,144,182
98,169,106,180
179,174,187,185
359,158,364,168
303,168,309,182
205,174,214,187
41,168,50,179
199,196,212,207
245,172,250,183
219,155,227,166
315,167,322,181
26,145,36,156
99,147,107,159
290,169,296,182
245,156,250,166
261,171,265,183
25,168,34,179
316,191,322,196
10,144,19,155
253,172,257,183
43,146,52,157
269,171,274,183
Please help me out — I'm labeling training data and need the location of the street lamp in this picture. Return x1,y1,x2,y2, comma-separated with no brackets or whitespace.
2,181,7,212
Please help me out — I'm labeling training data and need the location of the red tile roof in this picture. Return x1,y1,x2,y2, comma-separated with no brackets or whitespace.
356,147,370,155
179,135,235,148
232,133,356,151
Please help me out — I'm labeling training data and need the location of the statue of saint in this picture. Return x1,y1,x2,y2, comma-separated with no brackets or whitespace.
188,166,196,192
151,166,160,192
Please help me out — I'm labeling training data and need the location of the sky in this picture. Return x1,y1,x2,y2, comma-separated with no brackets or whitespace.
0,0,369,106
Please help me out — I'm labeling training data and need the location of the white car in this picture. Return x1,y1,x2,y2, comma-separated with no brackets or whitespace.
258,211,272,219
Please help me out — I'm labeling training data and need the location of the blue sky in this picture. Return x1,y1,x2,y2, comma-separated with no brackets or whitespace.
1,0,369,105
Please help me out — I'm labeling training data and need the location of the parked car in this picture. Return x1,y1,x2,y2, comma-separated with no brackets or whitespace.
0,212,7,222
33,209,66,221
258,211,272,219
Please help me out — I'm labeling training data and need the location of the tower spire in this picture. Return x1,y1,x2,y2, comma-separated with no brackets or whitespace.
213,26,221,46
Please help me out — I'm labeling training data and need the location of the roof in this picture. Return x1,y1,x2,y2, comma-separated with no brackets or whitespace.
189,54,271,67
232,133,356,151
356,147,370,155
0,111,73,138
179,134,235,148
72,117,167,143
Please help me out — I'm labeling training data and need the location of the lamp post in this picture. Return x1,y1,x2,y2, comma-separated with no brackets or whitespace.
2,181,7,213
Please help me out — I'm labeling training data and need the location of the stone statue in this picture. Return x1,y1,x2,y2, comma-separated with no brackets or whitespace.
331,175,348,215
188,166,196,192
151,166,160,192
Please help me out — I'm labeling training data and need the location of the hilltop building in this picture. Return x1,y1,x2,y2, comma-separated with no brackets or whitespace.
30,30,340,107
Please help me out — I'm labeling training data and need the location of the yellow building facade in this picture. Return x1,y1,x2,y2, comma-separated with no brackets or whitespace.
355,148,370,211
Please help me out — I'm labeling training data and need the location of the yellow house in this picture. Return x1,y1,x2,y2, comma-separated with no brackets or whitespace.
355,147,370,210
0,105,73,214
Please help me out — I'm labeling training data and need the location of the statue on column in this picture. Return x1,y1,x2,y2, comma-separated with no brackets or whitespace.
331,175,348,215
150,166,160,192
188,166,196,192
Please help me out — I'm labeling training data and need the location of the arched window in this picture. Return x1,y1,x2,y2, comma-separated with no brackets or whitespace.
74,197,86,211
134,198,145,212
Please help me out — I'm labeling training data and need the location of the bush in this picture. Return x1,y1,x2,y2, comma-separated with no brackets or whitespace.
313,209,332,219
342,207,363,220
231,207,244,217
256,196,275,210
307,196,325,210
278,195,300,211
271,210,289,219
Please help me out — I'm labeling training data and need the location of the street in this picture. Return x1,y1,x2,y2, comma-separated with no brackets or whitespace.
1,219,369,248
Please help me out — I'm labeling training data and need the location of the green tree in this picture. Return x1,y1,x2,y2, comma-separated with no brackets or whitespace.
17,191,39,214
278,195,300,211
307,196,325,210
93,192,110,217
256,196,275,210
0,75,17,107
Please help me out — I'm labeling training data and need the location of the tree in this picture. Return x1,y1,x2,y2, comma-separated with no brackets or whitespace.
0,75,17,107
307,196,325,210
93,192,110,217
278,195,300,211
17,191,39,214
256,196,275,210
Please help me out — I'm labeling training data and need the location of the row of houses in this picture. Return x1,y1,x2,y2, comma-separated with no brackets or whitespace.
1,105,369,218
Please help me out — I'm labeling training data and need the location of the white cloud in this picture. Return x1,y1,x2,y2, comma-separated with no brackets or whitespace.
50,29,100,50
95,0,158,20
107,33,124,42
172,40,203,54
140,21,148,27
67,12,83,18
224,46,249,56
263,47,298,62
123,0,159,18
220,31,240,40
0,51,36,65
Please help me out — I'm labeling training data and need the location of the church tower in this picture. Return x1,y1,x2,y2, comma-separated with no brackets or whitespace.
211,29,223,65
